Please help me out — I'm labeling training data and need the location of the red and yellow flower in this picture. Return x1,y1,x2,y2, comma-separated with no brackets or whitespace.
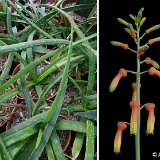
111,41,129,50
109,68,127,92
149,67,160,77
145,57,160,69
145,103,155,134
114,121,127,154
129,101,140,135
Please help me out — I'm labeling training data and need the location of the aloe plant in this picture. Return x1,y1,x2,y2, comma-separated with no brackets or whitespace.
0,0,97,159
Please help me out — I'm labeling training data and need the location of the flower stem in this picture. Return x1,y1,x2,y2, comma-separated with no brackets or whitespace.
140,103,149,110
128,48,137,53
135,24,141,160
140,33,146,39
140,70,149,74
126,70,137,74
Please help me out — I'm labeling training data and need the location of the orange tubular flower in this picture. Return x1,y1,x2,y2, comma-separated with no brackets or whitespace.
129,101,140,135
132,83,141,102
114,121,127,154
145,103,155,134
111,41,129,50
149,67,160,77
109,68,127,92
145,57,160,69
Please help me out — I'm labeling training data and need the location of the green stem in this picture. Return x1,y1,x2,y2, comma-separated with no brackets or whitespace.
126,70,137,74
140,33,146,39
140,70,149,74
128,48,137,53
140,103,149,110
135,24,141,160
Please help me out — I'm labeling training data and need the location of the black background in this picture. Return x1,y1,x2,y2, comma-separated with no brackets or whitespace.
100,0,160,160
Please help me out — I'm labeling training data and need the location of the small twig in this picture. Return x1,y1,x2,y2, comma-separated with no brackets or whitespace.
64,154,73,160
6,107,18,130
0,103,25,108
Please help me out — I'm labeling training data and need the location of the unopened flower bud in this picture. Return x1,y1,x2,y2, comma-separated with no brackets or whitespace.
146,24,160,34
137,8,144,23
130,28,136,38
137,44,149,55
140,17,146,26
124,28,136,38
114,121,127,154
129,101,140,135
145,103,155,135
109,68,127,92
111,41,129,50
149,67,160,77
129,14,135,21
117,18,129,27
148,37,160,45
124,28,131,35
145,57,160,69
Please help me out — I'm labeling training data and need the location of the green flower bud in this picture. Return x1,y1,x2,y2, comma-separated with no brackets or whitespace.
117,18,129,27
148,37,160,45
137,7,144,23
140,17,146,26
146,24,160,34
129,14,135,21
124,28,131,35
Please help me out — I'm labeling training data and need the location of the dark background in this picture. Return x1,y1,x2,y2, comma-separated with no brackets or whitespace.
100,1,160,160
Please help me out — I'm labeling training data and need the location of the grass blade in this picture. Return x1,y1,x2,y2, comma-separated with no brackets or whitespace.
72,132,85,159
0,38,69,54
32,72,63,116
50,130,66,160
84,120,95,160
0,47,66,93
0,8,14,85
7,139,27,157
0,136,12,160
1,112,45,138
46,141,56,160
20,51,35,117
0,88,19,103
13,136,37,160
55,120,86,133
7,0,52,39
3,125,38,147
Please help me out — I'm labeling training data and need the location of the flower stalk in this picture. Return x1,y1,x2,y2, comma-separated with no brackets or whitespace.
135,22,141,160
110,7,159,160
